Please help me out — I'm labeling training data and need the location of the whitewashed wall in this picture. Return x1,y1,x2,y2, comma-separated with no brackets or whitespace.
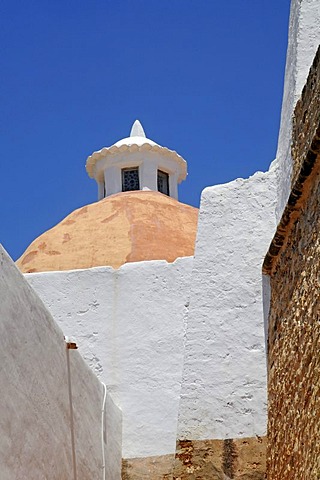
19,1,320,464
174,0,320,444
105,393,122,480
275,0,320,220
0,245,122,480
177,170,278,440
27,167,278,454
27,257,193,459
100,151,181,200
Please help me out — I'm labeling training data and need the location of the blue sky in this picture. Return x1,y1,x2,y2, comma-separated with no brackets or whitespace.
0,1,290,260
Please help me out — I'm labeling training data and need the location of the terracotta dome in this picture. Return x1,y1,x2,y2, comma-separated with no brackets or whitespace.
17,191,198,273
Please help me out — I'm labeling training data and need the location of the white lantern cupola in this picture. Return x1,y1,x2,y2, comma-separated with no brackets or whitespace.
86,120,187,200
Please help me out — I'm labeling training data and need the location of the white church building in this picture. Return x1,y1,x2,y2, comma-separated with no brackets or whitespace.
0,0,319,478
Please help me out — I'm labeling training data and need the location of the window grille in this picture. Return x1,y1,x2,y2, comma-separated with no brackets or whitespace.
122,168,140,192
157,170,169,195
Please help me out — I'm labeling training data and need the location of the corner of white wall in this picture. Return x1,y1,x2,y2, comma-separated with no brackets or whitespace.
177,169,278,441
26,257,194,460
274,0,320,221
0,244,122,480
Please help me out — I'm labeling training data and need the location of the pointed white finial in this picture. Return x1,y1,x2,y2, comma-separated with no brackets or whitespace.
130,120,146,137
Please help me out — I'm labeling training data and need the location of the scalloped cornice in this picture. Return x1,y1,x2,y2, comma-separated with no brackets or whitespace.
86,142,187,182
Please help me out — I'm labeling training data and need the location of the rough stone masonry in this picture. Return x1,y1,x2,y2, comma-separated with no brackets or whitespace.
265,46,320,479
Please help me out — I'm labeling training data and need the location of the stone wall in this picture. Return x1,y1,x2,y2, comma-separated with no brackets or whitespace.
120,437,267,480
266,46,320,479
267,165,320,478
173,437,266,480
122,454,175,479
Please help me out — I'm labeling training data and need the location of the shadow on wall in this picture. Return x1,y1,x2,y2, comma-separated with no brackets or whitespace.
0,245,122,480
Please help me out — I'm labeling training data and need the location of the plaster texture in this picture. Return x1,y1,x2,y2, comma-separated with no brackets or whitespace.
27,257,193,459
177,170,278,441
274,0,320,220
0,245,122,480
100,150,181,199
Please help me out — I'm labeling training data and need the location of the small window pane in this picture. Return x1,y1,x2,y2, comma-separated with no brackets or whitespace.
122,168,140,192
157,170,169,195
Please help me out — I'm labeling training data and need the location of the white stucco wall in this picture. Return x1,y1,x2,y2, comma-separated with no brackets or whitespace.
173,0,320,443
177,170,278,440
105,393,122,480
0,245,122,480
27,257,193,459
15,3,320,466
101,151,182,199
275,0,320,220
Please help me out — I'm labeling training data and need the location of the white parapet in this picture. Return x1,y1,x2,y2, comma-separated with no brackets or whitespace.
177,169,278,440
0,245,122,480
27,257,193,460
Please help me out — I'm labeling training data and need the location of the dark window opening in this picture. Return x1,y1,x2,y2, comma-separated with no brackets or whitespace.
157,170,169,195
122,168,140,192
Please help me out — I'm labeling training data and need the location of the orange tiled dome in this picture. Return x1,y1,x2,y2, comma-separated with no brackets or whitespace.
17,190,198,273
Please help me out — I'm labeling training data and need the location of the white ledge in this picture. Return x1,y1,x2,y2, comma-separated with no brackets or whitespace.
86,142,187,181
